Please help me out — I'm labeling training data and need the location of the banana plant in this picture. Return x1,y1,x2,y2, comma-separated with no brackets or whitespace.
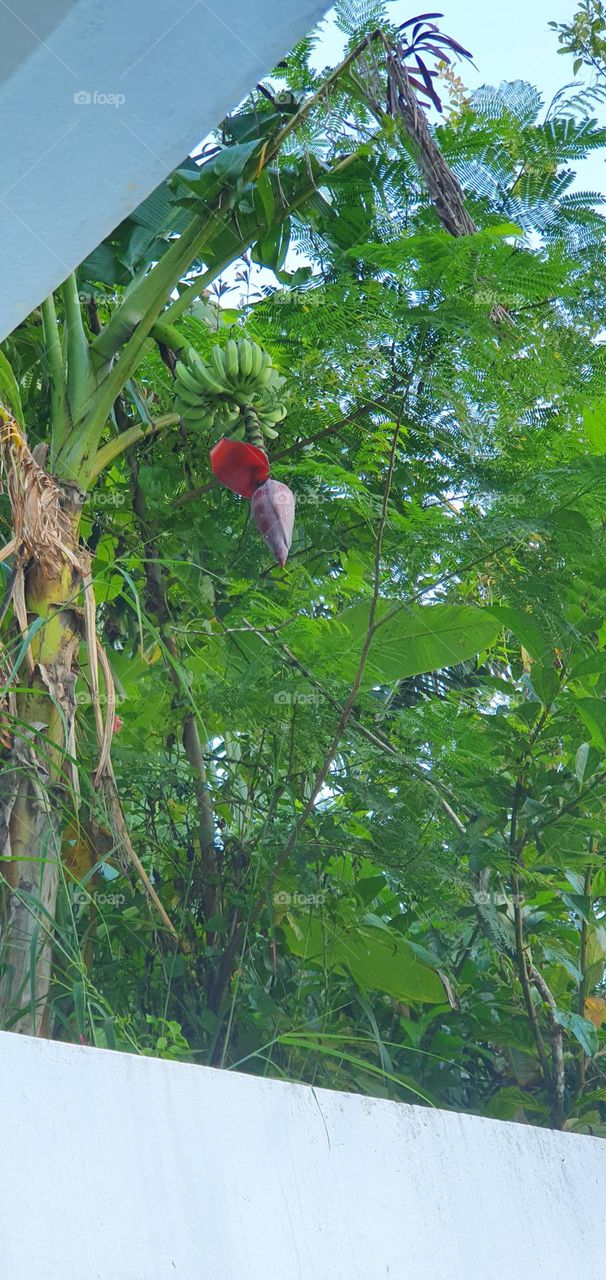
0,126,312,1033
0,17,475,1034
0,78,356,1034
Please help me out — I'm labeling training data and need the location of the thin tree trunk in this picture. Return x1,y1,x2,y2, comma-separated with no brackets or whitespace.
382,41,510,324
577,863,594,1095
130,460,219,924
385,46,477,237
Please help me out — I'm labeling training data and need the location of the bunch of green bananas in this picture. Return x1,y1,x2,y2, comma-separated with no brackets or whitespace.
174,339,288,441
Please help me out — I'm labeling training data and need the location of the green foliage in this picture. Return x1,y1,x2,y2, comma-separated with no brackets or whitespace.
2,12,606,1135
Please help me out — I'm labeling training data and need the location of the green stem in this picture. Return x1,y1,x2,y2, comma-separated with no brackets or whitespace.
55,213,221,483
41,294,70,459
56,115,359,482
149,321,190,354
61,273,95,426
88,413,180,482
85,34,374,367
164,154,357,324
90,209,222,368
164,251,249,325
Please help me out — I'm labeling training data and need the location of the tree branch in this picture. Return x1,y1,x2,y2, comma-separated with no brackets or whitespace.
509,777,564,1127
241,621,468,833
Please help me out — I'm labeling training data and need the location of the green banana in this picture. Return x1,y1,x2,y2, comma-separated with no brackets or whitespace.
238,339,253,380
262,405,287,423
209,345,228,382
183,406,217,427
256,365,274,388
249,342,263,380
175,360,205,395
225,339,240,382
175,340,287,442
176,394,203,412
190,357,230,397
175,381,204,407
224,404,241,423
184,348,200,372
231,387,251,407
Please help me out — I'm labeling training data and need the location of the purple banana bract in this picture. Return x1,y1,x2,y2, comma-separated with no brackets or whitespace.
251,478,295,566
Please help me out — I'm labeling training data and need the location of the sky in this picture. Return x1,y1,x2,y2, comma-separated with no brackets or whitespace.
223,2,605,302
311,0,606,192
314,1,581,101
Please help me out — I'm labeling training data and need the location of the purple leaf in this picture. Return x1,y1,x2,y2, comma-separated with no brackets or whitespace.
398,12,444,30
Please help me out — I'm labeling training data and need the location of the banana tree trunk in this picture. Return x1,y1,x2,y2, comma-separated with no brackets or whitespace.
0,485,84,1034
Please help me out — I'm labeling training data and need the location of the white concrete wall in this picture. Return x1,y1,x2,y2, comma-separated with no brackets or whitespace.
0,1030,604,1279
0,0,328,339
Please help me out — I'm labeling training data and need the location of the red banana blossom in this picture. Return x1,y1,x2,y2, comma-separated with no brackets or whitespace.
210,438,270,498
210,437,295,565
251,478,295,567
